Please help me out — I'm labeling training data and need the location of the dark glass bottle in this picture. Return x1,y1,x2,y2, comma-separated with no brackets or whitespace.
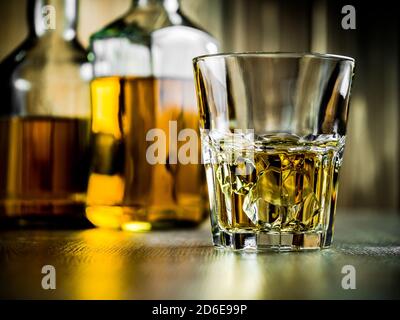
87,0,219,230
0,0,92,227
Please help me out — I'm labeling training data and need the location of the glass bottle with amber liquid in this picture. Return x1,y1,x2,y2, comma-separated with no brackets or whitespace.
0,0,92,227
87,0,219,230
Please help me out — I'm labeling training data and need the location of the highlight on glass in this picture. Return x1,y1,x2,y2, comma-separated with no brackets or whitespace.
193,52,355,251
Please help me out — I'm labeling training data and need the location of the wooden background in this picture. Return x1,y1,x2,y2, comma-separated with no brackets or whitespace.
0,0,399,210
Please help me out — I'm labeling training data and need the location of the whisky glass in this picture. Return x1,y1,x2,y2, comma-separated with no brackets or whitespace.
193,53,355,251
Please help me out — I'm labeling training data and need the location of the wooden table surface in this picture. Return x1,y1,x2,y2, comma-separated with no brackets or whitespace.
0,210,399,300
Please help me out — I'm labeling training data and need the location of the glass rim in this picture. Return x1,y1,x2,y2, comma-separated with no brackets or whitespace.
193,51,355,64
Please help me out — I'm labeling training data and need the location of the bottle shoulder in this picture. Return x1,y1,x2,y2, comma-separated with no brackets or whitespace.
0,38,37,69
1,36,87,69
0,36,91,118
89,8,218,44
89,7,219,78
0,35,90,93
90,8,171,43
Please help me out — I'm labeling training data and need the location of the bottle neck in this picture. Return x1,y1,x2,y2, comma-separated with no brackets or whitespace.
27,0,78,41
130,0,183,25
131,0,180,13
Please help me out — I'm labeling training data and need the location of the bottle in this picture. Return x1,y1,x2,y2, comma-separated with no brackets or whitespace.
87,0,219,231
0,0,92,227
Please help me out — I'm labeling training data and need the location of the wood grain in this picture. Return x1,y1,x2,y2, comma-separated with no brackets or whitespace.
0,210,399,299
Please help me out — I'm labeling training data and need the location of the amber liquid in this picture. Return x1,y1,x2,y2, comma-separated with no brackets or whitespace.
0,117,91,227
86,77,208,230
207,146,338,233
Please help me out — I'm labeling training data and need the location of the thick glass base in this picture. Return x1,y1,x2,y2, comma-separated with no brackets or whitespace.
212,229,332,251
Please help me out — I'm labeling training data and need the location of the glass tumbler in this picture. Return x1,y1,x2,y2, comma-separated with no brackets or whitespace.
193,53,355,251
